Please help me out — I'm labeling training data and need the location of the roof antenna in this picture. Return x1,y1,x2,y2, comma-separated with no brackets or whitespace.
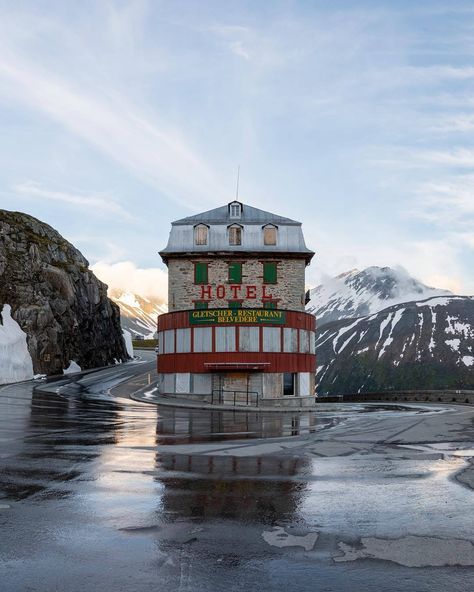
235,165,240,201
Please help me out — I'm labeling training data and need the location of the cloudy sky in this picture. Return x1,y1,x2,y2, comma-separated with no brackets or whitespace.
1,0,473,299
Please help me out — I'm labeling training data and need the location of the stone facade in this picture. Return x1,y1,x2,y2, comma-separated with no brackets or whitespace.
168,257,306,312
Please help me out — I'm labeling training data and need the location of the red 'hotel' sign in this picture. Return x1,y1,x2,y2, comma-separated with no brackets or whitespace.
189,309,286,325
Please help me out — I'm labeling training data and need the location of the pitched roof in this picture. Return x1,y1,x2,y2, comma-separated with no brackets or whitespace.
172,202,301,226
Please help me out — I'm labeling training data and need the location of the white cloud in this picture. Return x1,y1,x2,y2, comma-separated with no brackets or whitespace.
91,260,168,303
13,181,135,221
0,16,226,210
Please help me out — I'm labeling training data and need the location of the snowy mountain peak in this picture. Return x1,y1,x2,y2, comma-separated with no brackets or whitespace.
307,266,451,327
109,289,167,338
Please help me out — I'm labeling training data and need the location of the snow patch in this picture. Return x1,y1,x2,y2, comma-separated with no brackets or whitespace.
445,316,473,338
462,356,474,367
378,309,404,359
0,304,34,385
122,329,134,358
445,339,461,352
64,361,81,374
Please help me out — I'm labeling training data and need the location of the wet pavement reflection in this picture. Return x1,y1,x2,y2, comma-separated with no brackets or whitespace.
1,360,474,591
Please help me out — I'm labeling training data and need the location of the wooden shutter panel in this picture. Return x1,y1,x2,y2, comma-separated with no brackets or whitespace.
194,262,208,284
263,262,277,284
228,262,242,283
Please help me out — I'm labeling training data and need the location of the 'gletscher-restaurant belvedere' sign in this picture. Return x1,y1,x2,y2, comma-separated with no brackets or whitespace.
189,308,286,325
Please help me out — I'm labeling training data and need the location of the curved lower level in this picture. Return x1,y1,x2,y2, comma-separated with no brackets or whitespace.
156,308,317,407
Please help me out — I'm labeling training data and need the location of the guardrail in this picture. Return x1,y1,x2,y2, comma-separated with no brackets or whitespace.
316,389,474,405
211,389,259,407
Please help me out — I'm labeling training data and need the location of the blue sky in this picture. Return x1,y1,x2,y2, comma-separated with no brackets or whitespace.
1,0,473,298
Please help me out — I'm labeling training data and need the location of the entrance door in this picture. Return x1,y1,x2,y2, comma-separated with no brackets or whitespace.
223,372,248,404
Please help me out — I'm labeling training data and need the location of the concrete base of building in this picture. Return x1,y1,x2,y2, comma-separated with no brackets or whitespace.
156,370,316,408
132,391,317,412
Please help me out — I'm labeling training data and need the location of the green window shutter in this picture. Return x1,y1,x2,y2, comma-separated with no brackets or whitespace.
195,301,208,309
263,301,277,309
228,300,242,309
194,262,208,284
228,262,242,283
263,262,277,284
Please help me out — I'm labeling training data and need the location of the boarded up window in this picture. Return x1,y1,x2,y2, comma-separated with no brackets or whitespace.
164,329,175,354
215,326,236,352
194,262,208,284
283,328,298,353
299,329,310,353
176,328,191,353
298,373,311,396
263,262,277,284
192,374,212,394
193,327,212,352
175,373,190,393
228,225,242,245
239,326,260,352
194,224,208,245
163,373,175,393
263,327,281,352
228,262,242,283
263,225,277,245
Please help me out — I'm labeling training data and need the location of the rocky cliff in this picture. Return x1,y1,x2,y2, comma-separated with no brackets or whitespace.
0,210,129,375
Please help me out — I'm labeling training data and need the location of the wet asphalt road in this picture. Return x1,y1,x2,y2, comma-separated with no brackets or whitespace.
1,352,474,591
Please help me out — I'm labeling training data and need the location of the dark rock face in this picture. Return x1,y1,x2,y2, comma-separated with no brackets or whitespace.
315,296,474,395
0,210,129,375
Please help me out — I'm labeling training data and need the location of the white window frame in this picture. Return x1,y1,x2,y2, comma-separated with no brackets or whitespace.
229,201,242,218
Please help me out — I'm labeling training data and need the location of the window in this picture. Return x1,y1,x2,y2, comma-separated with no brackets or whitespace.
228,300,242,309
283,328,298,353
193,327,212,352
239,326,259,352
263,300,277,309
263,225,277,246
283,373,296,396
228,262,242,283
215,326,236,352
194,262,208,284
194,301,208,310
263,327,281,352
194,224,208,245
176,328,191,353
299,329,310,353
228,225,242,246
263,262,277,284
164,330,175,354
229,201,242,218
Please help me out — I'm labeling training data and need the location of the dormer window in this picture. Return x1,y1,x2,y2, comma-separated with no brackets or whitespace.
228,224,242,246
194,224,209,246
263,224,277,246
229,201,242,219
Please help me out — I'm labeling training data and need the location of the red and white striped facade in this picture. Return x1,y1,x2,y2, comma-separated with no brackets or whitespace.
157,201,316,407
